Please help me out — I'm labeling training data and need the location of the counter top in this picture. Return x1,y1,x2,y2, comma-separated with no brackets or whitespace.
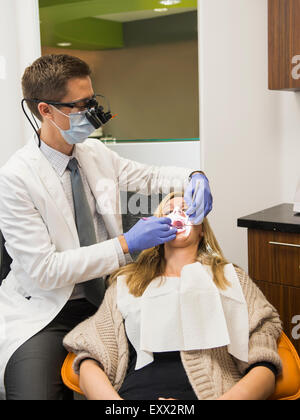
237,203,300,234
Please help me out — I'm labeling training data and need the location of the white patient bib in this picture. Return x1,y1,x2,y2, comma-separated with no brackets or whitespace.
117,262,249,370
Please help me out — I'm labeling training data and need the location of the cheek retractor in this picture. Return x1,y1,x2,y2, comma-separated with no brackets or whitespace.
168,207,192,237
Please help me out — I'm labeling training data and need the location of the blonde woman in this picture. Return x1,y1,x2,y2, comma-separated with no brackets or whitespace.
63,192,282,400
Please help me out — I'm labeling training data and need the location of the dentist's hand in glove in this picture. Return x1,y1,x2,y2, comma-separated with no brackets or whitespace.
123,216,177,254
184,173,213,225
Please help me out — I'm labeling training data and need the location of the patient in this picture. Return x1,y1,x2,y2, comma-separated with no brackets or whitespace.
63,192,282,400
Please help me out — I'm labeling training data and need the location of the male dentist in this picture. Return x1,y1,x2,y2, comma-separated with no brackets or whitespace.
0,54,212,400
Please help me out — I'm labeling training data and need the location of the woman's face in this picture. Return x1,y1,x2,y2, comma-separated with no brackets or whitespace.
162,197,203,248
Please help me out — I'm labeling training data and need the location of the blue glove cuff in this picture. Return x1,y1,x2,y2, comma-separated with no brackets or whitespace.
188,171,208,182
123,232,134,255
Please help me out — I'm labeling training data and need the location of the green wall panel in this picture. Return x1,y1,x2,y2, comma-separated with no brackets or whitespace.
39,0,197,50
46,18,124,50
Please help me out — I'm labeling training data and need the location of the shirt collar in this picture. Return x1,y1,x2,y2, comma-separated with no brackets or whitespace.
39,140,80,177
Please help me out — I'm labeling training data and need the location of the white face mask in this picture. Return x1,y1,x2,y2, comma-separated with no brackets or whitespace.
50,106,95,144
168,206,192,237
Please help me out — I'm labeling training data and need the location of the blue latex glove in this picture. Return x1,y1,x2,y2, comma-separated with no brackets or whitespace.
184,173,213,225
124,216,178,254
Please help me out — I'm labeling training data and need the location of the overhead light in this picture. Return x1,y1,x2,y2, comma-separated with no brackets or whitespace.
160,0,181,5
57,42,72,47
154,8,168,12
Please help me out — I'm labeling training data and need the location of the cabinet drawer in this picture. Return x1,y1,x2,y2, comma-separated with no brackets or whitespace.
254,279,300,356
248,229,300,287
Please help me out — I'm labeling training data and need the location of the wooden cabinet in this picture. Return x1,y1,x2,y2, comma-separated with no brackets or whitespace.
238,204,300,355
248,230,300,287
248,229,300,354
269,0,300,91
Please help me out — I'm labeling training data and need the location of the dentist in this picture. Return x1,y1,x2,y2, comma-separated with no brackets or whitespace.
0,54,212,400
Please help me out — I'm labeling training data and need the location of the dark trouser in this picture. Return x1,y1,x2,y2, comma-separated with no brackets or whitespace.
4,299,97,400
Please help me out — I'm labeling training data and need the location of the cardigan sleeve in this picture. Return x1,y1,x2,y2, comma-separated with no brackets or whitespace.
63,283,121,382
233,267,283,376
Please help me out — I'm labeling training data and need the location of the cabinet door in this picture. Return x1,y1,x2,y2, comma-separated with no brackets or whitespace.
248,229,300,287
254,280,300,356
269,0,300,90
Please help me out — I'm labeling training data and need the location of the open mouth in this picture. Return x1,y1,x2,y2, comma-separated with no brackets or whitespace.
168,206,192,237
172,220,185,230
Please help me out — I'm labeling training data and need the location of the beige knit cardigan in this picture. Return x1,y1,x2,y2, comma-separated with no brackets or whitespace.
63,266,282,400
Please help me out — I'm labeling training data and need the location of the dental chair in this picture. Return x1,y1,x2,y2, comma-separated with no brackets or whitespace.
61,332,300,400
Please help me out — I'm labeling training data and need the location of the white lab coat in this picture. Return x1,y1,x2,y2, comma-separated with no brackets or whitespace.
0,136,193,398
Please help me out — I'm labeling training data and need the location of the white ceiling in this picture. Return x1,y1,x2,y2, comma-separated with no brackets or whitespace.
95,7,197,23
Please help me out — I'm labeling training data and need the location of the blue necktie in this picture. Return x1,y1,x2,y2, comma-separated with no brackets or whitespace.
67,158,105,307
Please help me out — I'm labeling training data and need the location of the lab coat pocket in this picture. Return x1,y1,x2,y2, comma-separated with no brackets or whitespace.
0,279,30,309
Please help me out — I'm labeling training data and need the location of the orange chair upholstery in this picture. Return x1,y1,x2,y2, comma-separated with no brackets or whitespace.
61,352,84,396
268,332,300,400
61,332,300,400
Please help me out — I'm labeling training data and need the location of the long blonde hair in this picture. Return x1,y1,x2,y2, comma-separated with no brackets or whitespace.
109,192,231,296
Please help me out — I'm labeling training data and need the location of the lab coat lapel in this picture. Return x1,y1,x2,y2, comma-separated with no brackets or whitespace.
26,138,79,244
75,144,123,238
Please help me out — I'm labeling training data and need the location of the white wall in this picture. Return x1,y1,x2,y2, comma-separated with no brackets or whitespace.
280,93,300,203
198,0,300,272
0,0,41,167
106,141,201,169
